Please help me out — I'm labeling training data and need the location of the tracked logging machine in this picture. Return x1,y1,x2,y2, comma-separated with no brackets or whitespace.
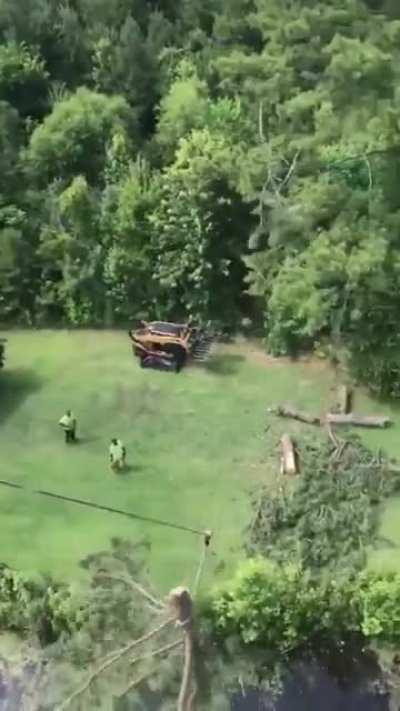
129,321,213,372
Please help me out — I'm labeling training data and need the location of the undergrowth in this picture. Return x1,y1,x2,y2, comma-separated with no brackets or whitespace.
247,433,400,572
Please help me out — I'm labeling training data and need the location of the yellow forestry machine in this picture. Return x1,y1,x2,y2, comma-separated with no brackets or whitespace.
128,321,214,372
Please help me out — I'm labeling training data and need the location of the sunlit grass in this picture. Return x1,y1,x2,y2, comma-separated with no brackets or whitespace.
0,331,342,592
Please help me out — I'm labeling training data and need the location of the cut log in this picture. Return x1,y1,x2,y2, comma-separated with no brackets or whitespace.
269,405,391,429
280,434,297,475
269,405,320,426
325,413,391,428
337,385,352,414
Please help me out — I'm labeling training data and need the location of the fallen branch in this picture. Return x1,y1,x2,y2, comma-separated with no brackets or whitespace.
324,421,349,464
334,440,349,463
119,640,183,698
118,671,153,700
129,639,182,667
268,405,320,426
95,571,165,611
57,618,174,710
325,421,339,449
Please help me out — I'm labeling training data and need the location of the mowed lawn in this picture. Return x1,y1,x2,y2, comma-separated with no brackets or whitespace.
1,331,400,591
0,330,339,592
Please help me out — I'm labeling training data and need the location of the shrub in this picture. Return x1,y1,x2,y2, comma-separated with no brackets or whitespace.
247,435,399,571
209,558,358,652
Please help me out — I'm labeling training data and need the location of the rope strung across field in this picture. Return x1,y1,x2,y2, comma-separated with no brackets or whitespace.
0,478,207,537
192,530,212,597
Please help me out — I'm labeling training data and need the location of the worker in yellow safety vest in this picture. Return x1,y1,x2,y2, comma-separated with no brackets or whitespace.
109,438,126,472
59,410,77,443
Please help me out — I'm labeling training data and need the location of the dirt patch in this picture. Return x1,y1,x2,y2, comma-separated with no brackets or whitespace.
217,339,334,375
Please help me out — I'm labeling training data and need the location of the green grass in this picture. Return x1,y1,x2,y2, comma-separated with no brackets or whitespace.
0,330,341,593
353,391,400,573
2,331,400,591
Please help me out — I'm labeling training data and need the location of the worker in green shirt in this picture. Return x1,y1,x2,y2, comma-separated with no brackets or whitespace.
59,410,76,443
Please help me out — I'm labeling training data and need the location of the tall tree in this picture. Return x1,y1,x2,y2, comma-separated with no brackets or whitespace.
27,88,135,185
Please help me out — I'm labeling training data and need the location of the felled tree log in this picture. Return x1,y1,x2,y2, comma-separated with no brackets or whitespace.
280,434,297,475
325,413,391,428
269,405,320,426
270,405,391,429
337,385,352,414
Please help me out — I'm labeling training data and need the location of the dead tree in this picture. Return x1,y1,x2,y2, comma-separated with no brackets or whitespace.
169,587,196,711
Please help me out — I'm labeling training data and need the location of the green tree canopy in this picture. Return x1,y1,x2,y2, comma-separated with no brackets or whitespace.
27,88,136,184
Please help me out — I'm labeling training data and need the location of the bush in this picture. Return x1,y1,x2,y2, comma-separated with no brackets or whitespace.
356,571,400,643
247,435,399,571
208,558,359,652
208,561,400,659
28,88,136,184
348,344,400,399
0,564,84,640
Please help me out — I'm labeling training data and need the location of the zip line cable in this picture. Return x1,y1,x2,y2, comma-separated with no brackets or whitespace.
0,478,206,537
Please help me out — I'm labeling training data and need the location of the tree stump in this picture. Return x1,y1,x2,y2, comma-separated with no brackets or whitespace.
337,385,352,414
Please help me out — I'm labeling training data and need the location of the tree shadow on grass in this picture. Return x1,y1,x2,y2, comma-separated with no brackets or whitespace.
0,368,43,426
201,354,245,376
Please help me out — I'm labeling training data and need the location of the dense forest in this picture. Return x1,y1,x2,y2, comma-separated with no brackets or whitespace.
1,0,400,393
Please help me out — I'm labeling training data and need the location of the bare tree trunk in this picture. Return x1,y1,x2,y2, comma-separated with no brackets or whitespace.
168,587,196,711
104,296,114,328
280,434,297,475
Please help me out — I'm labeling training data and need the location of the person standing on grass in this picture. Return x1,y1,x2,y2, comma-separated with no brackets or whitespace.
59,410,77,443
109,438,126,472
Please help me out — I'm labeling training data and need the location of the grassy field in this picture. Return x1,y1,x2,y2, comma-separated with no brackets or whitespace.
0,330,339,593
350,389,400,573
0,330,399,592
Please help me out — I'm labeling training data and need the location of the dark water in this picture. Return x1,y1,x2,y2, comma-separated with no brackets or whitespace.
115,646,392,711
232,655,390,711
